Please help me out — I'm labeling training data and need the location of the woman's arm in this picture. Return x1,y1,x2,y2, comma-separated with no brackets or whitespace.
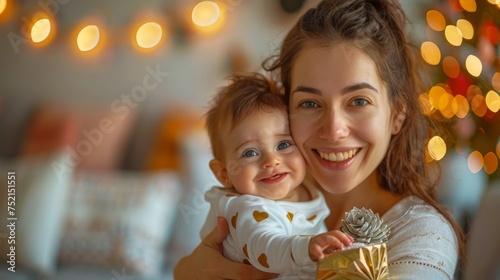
173,217,279,280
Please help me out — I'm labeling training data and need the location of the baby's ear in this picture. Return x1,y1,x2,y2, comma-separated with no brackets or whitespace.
209,159,232,188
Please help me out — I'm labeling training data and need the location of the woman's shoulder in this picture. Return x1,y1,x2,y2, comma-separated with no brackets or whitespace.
383,196,459,279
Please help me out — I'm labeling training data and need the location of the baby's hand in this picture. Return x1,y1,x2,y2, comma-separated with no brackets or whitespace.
309,230,354,261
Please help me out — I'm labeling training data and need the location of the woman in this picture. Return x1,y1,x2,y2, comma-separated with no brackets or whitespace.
174,0,465,279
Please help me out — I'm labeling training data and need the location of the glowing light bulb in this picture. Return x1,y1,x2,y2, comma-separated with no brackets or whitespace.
77,25,100,52
192,1,220,27
136,22,162,49
0,0,7,15
31,18,51,43
427,136,447,161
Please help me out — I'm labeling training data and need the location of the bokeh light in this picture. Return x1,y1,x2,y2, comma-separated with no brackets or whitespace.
459,0,477,12
421,41,441,65
445,25,463,46
456,19,474,39
467,151,484,173
452,95,469,118
465,55,482,77
428,84,448,107
483,152,498,174
492,72,500,92
467,85,482,101
487,0,499,5
0,0,6,15
471,94,487,117
438,92,455,118
497,141,500,159
77,25,100,52
136,22,162,49
192,1,220,27
485,90,500,112
419,93,436,115
31,18,51,43
442,56,460,78
427,10,446,31
427,136,447,161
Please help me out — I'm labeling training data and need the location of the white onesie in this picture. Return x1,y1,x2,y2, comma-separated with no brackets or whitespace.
200,186,330,279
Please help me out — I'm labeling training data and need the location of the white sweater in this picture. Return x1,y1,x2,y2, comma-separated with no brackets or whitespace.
384,196,458,279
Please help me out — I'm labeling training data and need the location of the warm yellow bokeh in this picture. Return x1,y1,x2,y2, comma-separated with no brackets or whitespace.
442,56,460,78
459,0,477,12
31,18,51,43
419,93,436,115
77,25,100,52
465,55,482,77
0,0,6,15
487,0,499,5
467,85,482,101
483,152,498,175
426,10,446,31
492,72,500,92
427,136,447,161
428,85,447,107
485,90,500,113
421,41,441,65
467,151,484,173
192,1,220,27
445,25,463,46
438,92,455,118
136,22,162,49
456,19,474,40
453,95,470,118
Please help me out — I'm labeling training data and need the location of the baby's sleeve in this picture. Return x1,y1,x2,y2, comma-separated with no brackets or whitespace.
225,197,315,273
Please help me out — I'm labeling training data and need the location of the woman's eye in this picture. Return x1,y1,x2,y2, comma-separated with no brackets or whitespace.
299,101,318,108
352,98,369,107
277,141,291,150
243,150,258,158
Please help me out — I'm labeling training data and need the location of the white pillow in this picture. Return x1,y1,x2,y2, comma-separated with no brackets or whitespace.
57,170,181,278
0,151,73,276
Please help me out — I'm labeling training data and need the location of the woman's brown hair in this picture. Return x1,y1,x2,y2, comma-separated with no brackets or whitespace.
264,0,465,261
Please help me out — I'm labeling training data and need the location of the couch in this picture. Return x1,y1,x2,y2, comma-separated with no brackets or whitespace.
0,97,219,279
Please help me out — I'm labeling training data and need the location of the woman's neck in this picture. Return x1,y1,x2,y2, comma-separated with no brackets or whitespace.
321,172,403,230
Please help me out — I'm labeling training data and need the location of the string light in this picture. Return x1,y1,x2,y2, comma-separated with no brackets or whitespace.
192,1,220,27
465,55,482,77
459,0,477,12
445,25,463,46
31,18,51,43
485,90,500,112
421,41,441,65
456,19,474,40
77,25,100,52
0,0,6,15
136,21,162,49
426,9,446,31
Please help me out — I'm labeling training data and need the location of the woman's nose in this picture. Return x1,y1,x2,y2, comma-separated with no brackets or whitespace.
262,152,280,169
318,111,350,141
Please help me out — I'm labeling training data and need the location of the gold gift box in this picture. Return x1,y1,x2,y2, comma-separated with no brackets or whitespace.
316,243,389,280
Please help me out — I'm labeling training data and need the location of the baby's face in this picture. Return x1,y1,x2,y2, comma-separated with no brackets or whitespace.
223,109,306,200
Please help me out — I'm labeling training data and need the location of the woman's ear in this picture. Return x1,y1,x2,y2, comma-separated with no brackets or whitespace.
209,159,232,188
391,109,406,135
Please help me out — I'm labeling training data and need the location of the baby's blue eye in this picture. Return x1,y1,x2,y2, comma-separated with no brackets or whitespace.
300,101,318,108
243,150,258,157
277,141,291,150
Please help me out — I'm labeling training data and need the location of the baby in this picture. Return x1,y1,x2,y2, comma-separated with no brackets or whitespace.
200,73,352,278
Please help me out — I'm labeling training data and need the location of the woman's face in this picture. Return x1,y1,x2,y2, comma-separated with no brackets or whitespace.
289,44,402,194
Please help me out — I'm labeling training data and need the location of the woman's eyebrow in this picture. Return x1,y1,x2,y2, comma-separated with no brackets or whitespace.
292,82,378,96
341,82,378,94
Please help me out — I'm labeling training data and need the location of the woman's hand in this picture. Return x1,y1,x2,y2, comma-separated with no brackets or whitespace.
173,217,279,280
